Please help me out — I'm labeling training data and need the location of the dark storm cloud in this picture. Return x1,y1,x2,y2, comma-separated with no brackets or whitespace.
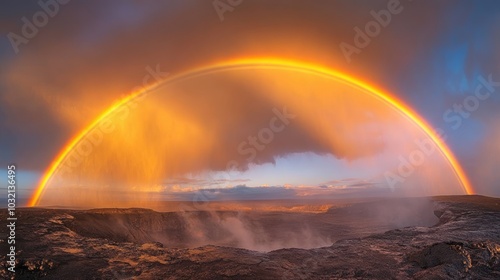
0,0,373,170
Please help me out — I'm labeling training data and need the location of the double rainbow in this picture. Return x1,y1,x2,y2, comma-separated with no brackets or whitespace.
28,58,474,206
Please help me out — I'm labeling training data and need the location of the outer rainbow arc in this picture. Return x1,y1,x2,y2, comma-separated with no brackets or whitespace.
28,58,474,206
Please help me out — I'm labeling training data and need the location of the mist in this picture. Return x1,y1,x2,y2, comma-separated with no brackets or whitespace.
63,197,438,252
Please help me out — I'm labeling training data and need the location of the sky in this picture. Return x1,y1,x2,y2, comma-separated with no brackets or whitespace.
0,0,499,207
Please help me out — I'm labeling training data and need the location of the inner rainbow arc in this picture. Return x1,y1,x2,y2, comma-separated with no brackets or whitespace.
28,57,474,206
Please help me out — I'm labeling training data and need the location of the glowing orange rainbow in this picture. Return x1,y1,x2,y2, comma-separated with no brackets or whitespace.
28,58,474,206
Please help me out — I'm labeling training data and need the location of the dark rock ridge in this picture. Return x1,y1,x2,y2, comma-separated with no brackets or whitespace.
1,195,499,279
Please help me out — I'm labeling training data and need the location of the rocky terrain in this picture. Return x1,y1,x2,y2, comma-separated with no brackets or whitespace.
1,195,499,279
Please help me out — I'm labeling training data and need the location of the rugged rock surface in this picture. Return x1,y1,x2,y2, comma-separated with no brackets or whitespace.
1,195,499,279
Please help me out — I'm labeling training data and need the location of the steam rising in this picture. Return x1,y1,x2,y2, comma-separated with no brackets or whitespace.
66,198,438,252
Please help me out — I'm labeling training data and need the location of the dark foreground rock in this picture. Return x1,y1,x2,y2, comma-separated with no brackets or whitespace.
1,195,499,279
